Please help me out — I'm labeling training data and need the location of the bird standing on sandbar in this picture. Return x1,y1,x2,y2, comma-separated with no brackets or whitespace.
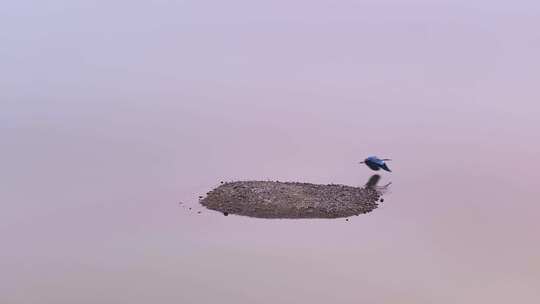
359,156,392,172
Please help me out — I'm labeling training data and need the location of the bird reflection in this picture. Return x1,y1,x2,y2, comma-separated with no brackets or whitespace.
364,174,392,193
365,174,381,188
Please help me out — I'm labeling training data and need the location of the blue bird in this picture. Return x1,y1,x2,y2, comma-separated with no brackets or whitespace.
359,156,392,172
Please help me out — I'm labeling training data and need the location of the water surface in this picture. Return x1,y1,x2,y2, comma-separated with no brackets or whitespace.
2,1,540,303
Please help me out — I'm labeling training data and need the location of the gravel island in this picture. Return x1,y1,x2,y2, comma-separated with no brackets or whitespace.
200,180,383,219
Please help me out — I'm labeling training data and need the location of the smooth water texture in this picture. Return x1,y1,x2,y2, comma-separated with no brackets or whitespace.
2,1,539,303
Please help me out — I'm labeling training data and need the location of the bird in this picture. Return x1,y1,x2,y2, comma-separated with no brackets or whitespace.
359,156,392,172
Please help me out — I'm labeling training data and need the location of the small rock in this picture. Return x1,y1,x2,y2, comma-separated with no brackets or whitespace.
223,212,229,216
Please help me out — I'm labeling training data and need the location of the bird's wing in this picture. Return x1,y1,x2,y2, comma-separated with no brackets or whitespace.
372,158,385,166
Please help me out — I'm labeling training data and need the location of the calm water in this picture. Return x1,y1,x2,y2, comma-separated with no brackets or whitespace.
2,1,540,303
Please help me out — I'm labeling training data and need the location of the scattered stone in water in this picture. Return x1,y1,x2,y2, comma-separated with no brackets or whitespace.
346,219,349,221
197,211,201,214
223,212,229,216
380,198,384,202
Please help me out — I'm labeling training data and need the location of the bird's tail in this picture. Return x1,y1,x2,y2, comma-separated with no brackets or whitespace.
381,164,392,172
